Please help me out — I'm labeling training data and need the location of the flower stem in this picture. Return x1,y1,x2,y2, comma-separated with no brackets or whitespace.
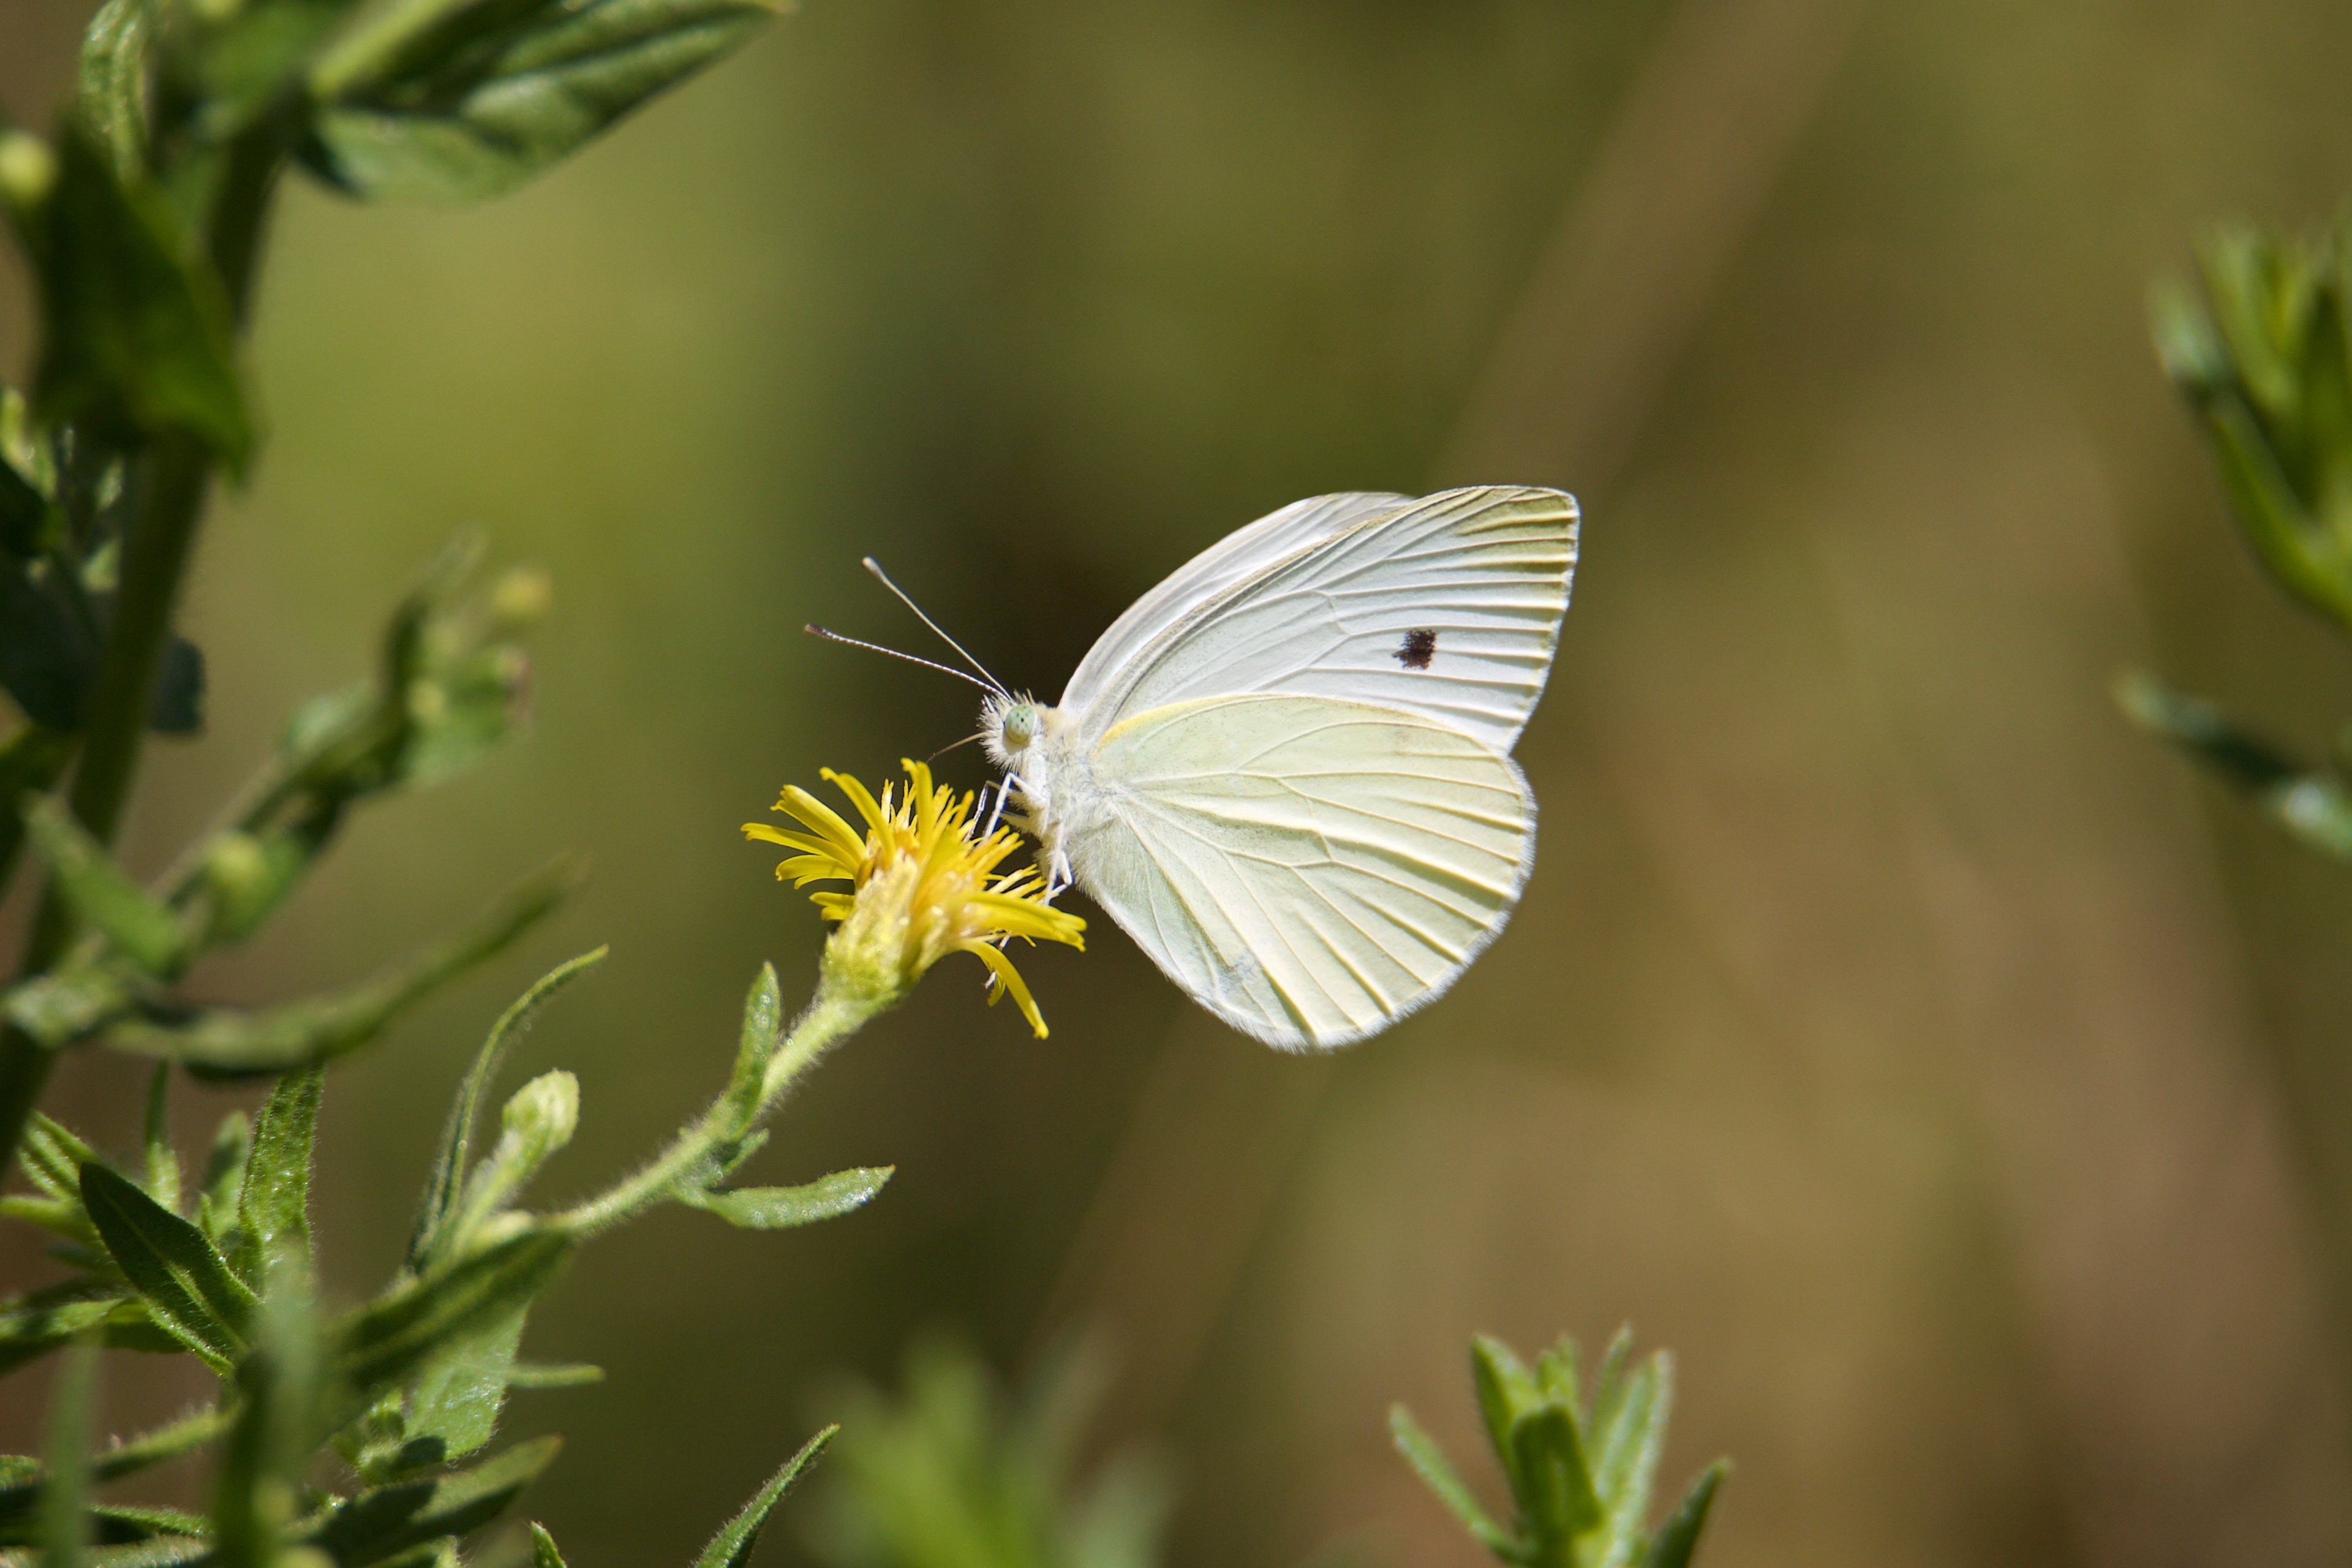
549,986,875,1239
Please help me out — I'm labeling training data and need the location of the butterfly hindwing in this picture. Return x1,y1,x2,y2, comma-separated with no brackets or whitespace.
1064,693,1534,1050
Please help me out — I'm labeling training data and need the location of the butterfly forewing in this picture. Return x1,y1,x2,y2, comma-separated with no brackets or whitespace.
1059,491,1412,715
1066,694,1534,1050
1074,486,1578,757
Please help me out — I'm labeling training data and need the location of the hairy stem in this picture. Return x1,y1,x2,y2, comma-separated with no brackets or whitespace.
549,987,873,1239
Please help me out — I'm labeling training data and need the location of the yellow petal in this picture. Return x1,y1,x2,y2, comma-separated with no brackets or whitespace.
962,941,1049,1038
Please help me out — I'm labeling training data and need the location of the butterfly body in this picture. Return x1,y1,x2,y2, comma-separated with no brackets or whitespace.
981,484,1578,1051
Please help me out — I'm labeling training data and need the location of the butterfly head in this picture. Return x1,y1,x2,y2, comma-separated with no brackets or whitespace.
983,693,1042,768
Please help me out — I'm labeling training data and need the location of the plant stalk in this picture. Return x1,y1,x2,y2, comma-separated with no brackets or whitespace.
0,123,286,1173
549,987,873,1238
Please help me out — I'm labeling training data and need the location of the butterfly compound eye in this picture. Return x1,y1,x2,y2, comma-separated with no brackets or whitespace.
1002,704,1038,748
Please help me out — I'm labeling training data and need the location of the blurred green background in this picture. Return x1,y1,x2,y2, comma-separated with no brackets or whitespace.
11,1,2352,1564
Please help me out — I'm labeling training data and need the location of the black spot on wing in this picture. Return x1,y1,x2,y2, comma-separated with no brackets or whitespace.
1395,628,1438,670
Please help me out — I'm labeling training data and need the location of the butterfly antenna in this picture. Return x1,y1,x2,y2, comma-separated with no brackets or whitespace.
862,557,1009,696
805,625,998,693
927,731,986,763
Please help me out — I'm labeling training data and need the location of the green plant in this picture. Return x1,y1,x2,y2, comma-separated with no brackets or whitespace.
0,0,1101,1558
1388,1330,1725,1568
806,1336,1174,1568
2124,222,2352,854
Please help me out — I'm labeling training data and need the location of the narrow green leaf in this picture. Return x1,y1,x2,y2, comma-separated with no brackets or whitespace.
338,1230,571,1399
0,725,72,892
75,0,154,179
22,794,195,976
21,1112,102,1203
529,1521,565,1568
1471,1336,1538,1491
692,1426,834,1568
197,1110,252,1244
42,1336,97,1568
104,854,586,1074
411,948,605,1267
503,1362,600,1389
305,1434,562,1566
2114,671,2352,861
682,1166,892,1231
238,1066,323,1275
23,122,250,465
1587,1357,1668,1568
78,1163,254,1370
305,0,778,204
722,961,780,1129
1510,1405,1600,1560
94,1406,231,1482
139,1063,179,1213
1389,1404,1513,1557
1636,1462,1727,1568
0,1286,123,1377
2,962,134,1048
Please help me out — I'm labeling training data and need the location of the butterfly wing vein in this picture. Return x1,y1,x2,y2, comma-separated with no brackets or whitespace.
1067,695,1534,1050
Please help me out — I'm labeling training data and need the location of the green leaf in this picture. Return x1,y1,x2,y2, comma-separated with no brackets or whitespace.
1636,1462,1727,1568
1471,1336,1537,1491
528,1521,565,1568
692,1425,834,1568
1389,1404,1513,1558
94,1406,232,1483
682,1166,892,1231
721,961,780,1129
0,725,73,891
138,1063,179,1212
20,121,250,466
2114,671,2352,862
337,1230,571,1400
76,0,154,179
238,1066,323,1276
78,1163,255,1370
410,947,605,1267
304,0,779,205
1586,1355,1667,1568
305,1434,562,1566
503,1361,600,1389
197,1109,252,1245
103,854,586,1074
42,1336,97,1568
0,1287,123,1377
21,793,195,976
1510,1405,1600,1561
21,1112,102,1204
400,1301,525,1464
2,962,135,1049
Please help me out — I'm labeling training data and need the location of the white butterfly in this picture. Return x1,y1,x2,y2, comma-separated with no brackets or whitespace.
842,485,1578,1050
966,484,1585,1052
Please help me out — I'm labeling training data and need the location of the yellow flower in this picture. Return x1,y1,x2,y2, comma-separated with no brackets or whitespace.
742,761,1085,1036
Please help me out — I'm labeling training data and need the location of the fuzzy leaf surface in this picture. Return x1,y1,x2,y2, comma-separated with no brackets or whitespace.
682,1166,892,1231
78,1164,254,1369
693,1425,832,1568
